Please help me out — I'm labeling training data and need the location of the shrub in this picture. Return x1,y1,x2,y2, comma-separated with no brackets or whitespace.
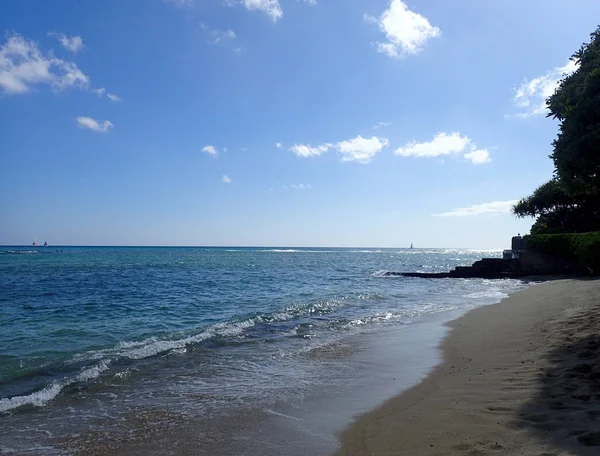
527,232,600,275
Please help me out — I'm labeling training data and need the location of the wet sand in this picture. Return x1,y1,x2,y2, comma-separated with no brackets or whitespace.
337,278,600,456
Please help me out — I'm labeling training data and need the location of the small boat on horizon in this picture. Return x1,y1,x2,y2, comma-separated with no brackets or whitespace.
410,242,414,249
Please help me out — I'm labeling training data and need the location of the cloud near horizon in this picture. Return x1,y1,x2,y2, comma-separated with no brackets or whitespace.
434,200,519,217
221,174,232,183
76,116,113,132
395,132,491,165
0,33,89,94
366,0,441,58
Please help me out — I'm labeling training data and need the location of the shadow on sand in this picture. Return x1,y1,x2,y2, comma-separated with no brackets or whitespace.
516,323,600,454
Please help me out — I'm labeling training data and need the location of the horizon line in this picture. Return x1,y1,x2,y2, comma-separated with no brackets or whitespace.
1,244,505,250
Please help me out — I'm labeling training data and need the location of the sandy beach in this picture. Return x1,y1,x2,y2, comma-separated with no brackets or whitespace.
337,278,600,456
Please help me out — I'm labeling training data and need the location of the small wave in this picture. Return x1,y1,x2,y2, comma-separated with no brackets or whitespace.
372,270,403,278
71,296,354,366
0,360,110,413
400,248,503,255
259,249,299,253
2,250,40,255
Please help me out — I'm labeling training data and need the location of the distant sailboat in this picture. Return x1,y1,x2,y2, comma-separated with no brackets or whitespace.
43,241,48,247
410,242,414,249
32,239,37,247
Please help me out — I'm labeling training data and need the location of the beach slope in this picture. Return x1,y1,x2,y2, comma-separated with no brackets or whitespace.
337,279,600,456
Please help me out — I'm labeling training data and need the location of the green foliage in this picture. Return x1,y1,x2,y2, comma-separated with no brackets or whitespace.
527,232,600,274
548,28,600,197
512,179,576,218
512,27,600,234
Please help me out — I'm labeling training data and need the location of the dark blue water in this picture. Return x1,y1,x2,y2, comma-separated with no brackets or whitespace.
0,246,524,453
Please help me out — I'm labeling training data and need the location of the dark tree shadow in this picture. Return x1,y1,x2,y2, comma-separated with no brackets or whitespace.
516,330,600,454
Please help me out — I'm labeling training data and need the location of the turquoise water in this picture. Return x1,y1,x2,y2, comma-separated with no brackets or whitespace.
0,246,524,453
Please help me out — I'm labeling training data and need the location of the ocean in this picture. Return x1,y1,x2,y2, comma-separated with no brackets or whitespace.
0,246,526,454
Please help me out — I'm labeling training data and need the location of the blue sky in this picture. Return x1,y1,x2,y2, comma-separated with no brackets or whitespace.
1,0,599,248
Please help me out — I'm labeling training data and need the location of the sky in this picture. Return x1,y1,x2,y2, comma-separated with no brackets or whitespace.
1,0,599,248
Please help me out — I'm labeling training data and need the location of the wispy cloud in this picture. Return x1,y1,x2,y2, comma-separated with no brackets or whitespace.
395,132,491,165
202,145,219,156
241,0,283,22
0,33,89,94
92,87,122,102
508,60,579,118
335,135,388,164
275,142,283,149
372,121,391,129
76,116,113,133
56,34,84,53
289,183,311,190
222,174,232,184
434,200,519,217
162,0,194,7
366,0,440,58
289,143,331,158
200,24,236,45
107,93,122,102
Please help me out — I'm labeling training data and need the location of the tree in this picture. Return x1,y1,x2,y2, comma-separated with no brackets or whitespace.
512,179,575,218
548,27,600,198
513,26,600,234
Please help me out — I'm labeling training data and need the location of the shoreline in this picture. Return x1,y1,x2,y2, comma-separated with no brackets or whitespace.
0,277,528,455
336,278,600,455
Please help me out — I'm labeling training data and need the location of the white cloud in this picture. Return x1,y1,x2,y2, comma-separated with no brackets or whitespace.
366,0,440,58
58,34,84,53
92,87,122,102
289,135,388,164
275,142,283,149
434,200,519,217
222,174,232,183
372,121,391,129
76,116,113,133
0,33,89,94
510,60,579,118
107,93,122,102
303,0,317,4
396,132,469,158
289,183,311,190
464,149,491,165
335,135,388,164
395,132,491,165
289,143,330,158
202,145,219,156
242,0,283,21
